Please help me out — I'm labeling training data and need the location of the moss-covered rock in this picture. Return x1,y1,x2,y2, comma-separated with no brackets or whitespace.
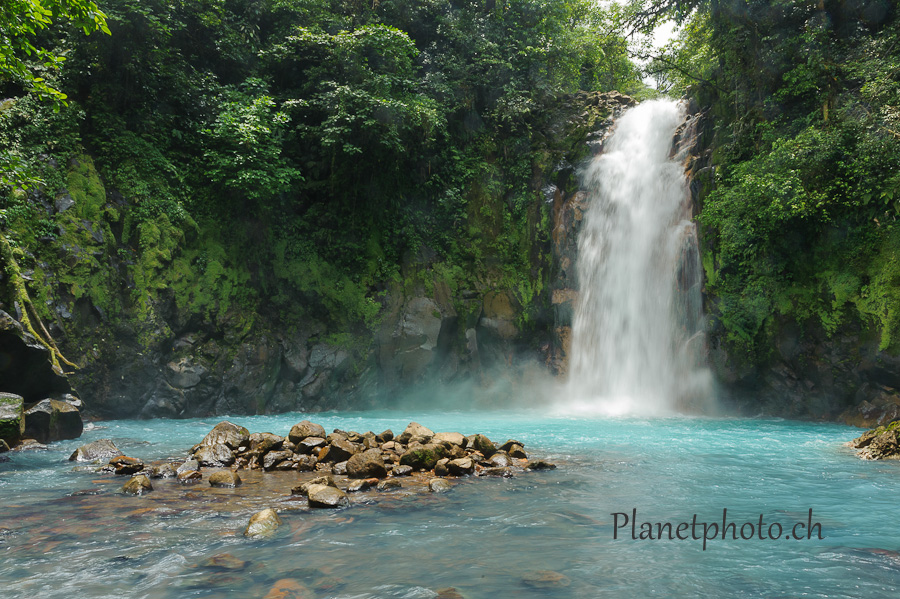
0,392,25,445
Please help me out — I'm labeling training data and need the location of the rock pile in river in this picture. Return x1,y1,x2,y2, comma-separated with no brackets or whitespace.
183,420,545,487
849,420,900,459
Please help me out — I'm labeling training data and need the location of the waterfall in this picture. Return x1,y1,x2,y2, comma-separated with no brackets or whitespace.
567,99,713,415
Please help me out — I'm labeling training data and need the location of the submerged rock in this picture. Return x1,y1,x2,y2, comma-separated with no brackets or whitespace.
377,478,402,492
244,508,282,537
209,470,242,487
522,570,570,588
178,470,202,484
122,475,153,495
526,460,557,471
262,578,309,599
199,553,248,571
69,438,120,462
428,478,452,493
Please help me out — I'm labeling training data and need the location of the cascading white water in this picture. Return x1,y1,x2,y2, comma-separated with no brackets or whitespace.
567,99,713,415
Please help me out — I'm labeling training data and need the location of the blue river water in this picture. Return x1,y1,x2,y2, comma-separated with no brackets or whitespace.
1,411,899,598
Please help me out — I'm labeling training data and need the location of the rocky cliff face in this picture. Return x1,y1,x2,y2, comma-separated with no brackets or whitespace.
686,107,900,427
2,92,635,421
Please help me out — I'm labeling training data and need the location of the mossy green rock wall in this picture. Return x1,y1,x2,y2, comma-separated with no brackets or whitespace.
0,392,25,444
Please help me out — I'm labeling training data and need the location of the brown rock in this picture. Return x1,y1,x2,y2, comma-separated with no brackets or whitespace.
209,470,242,487
346,449,388,479
522,570,570,588
122,475,153,495
262,578,309,599
307,484,349,508
288,420,327,443
199,421,250,450
244,508,282,537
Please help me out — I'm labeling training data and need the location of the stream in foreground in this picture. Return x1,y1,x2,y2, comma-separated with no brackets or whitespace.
1,411,899,598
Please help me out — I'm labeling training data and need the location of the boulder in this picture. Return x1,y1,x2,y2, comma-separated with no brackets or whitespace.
193,443,235,467
346,449,388,479
332,460,348,475
428,478,452,493
397,422,434,444
399,443,447,470
109,455,144,475
296,454,317,471
198,553,247,570
434,459,450,477
69,438,121,462
0,393,24,445
148,463,179,478
199,421,250,450
506,444,528,459
263,579,309,599
209,470,242,487
470,434,496,457
263,450,293,471
288,420,326,443
244,508,282,538
297,436,326,454
499,439,525,452
432,432,465,446
487,452,512,468
122,475,153,495
319,439,356,463
377,478,402,491
447,457,475,476
347,478,378,492
292,475,337,496
248,432,284,455
307,484,349,508
178,470,202,484
23,398,83,443
177,459,199,474
391,464,413,477
376,429,394,443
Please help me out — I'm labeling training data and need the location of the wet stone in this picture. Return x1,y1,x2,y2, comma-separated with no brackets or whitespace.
208,470,242,488
244,508,282,537
428,478,452,493
346,449,387,479
177,459,199,474
193,443,234,467
148,463,179,478
199,421,250,450
122,475,153,495
199,553,248,571
109,455,144,475
377,479,402,492
391,464,413,477
298,436,326,454
288,420,327,443
178,470,202,484
526,460,557,471
69,439,120,462
479,467,513,478
347,478,378,493
522,570,571,589
307,484,349,508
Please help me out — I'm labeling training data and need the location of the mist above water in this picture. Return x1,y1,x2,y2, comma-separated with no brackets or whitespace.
567,99,713,416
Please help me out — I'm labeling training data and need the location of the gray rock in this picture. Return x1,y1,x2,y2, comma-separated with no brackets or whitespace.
487,451,512,468
0,393,24,445
148,463,179,478
244,508,282,537
193,443,235,467
320,438,356,463
447,457,475,476
165,357,207,389
55,193,75,213
332,460,348,475
69,438,121,462
209,470,242,488
288,420,327,443
262,450,293,471
428,478,452,493
432,432,465,446
247,432,283,455
307,484,349,508
178,470,202,484
177,459,199,474
346,449,388,479
298,436,326,454
23,398,83,443
397,422,434,444
377,478,402,491
391,464,413,477
199,421,249,450
122,475,153,495
347,478,378,492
